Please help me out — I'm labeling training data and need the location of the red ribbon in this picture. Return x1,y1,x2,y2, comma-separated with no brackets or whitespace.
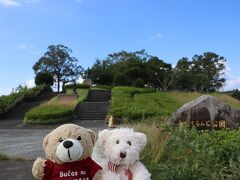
108,161,133,180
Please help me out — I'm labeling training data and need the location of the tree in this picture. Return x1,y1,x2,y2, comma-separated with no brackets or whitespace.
35,72,54,86
33,44,83,92
133,78,145,87
114,73,129,86
191,52,226,92
175,57,196,90
145,56,173,90
88,50,150,86
87,59,113,85
175,53,226,92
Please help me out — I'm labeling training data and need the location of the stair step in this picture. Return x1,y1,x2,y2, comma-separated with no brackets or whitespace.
73,90,111,123
2,101,42,120
87,90,111,102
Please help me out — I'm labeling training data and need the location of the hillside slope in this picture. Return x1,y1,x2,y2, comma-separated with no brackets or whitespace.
109,87,240,120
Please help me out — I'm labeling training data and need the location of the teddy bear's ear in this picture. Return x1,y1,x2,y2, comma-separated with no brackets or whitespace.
42,133,50,149
88,129,97,146
97,129,111,148
135,132,147,151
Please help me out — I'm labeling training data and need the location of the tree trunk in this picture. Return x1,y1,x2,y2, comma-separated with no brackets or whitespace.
57,76,60,93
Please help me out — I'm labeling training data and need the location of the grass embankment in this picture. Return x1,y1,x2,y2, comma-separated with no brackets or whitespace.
91,85,112,90
0,93,22,110
110,87,240,120
126,122,240,180
24,89,89,124
111,87,240,179
0,85,47,110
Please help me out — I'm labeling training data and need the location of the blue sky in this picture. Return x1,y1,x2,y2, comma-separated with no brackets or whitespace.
0,0,240,95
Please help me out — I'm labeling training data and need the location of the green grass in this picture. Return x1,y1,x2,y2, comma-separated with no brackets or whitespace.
127,122,240,180
0,92,23,110
24,89,89,124
0,153,9,160
110,87,240,121
0,85,48,110
91,85,112,90
113,87,240,179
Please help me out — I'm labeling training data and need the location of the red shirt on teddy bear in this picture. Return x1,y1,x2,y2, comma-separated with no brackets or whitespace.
43,157,102,180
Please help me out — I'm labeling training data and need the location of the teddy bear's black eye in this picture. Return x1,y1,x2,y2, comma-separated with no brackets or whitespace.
77,136,81,140
127,141,131,146
116,140,120,144
58,138,63,143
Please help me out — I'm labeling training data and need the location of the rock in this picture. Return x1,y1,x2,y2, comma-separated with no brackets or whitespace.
169,95,240,130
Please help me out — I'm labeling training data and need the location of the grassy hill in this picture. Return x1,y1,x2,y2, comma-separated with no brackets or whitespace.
110,86,240,120
110,87,240,179
24,89,89,124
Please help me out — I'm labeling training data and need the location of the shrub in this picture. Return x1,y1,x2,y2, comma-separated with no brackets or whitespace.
0,153,9,160
65,83,90,89
0,92,23,110
35,72,54,86
24,85,51,101
132,78,145,87
131,122,240,180
91,85,112,90
114,73,129,86
0,85,49,110
231,89,240,100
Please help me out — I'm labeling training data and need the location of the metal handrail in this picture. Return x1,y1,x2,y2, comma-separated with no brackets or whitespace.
0,95,24,114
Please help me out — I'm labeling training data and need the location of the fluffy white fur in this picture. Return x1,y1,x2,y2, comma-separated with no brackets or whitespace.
95,128,151,180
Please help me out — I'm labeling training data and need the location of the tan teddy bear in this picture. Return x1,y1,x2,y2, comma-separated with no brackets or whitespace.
32,124,102,180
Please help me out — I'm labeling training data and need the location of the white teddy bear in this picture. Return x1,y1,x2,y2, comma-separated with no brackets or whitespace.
95,128,151,180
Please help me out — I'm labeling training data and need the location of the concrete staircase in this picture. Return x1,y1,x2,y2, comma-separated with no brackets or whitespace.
2,101,41,120
87,90,111,102
74,90,111,121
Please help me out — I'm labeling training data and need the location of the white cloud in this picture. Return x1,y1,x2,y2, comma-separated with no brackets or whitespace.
223,64,240,90
0,0,20,7
150,33,164,40
0,88,13,96
223,64,231,76
76,77,84,84
224,77,240,91
16,43,40,54
25,79,35,88
17,43,27,49
0,0,41,7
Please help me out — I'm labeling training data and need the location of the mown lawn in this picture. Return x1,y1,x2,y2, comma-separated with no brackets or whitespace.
110,87,240,120
24,89,89,124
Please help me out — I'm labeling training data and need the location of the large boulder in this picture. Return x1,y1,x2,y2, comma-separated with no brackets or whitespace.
169,95,240,130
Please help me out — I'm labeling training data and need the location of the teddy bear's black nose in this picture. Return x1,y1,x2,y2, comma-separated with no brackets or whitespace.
120,152,127,159
63,140,73,149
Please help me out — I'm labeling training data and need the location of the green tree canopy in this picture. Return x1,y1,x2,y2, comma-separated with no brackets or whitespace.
175,52,226,92
33,44,83,92
87,50,226,92
35,72,54,86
